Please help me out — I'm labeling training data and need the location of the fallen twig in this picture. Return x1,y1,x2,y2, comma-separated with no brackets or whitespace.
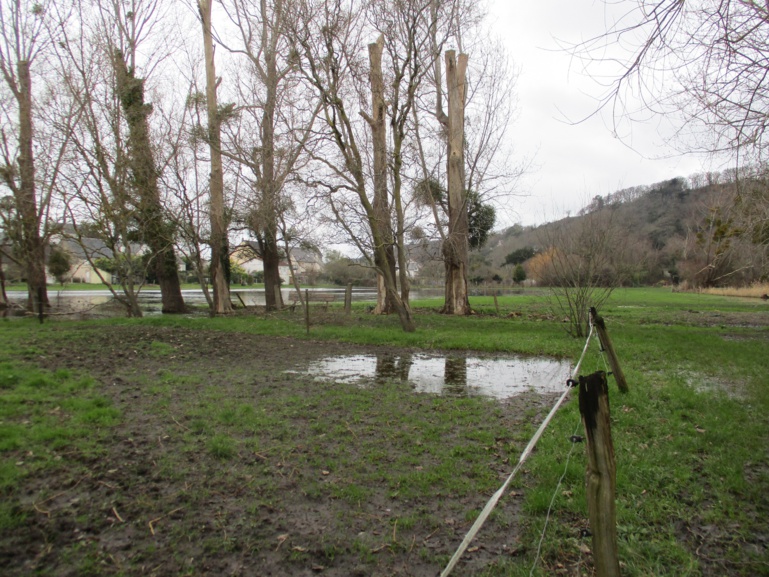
171,416,190,431
148,507,182,535
33,474,89,509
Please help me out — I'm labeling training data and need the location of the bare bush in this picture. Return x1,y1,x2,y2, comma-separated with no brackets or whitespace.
536,208,627,337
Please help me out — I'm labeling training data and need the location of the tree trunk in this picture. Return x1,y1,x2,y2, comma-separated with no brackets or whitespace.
258,232,282,310
0,251,9,309
199,0,232,315
281,225,305,309
441,51,470,315
297,20,413,332
112,54,186,314
117,284,144,318
260,25,281,312
368,36,398,315
17,60,48,313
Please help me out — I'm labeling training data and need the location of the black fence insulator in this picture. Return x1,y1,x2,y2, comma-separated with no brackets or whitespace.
567,378,578,388
580,528,592,538
570,435,584,444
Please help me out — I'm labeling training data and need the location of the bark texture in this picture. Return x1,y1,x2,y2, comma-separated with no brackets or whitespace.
199,0,233,314
579,371,621,577
368,36,398,315
113,53,186,314
441,51,470,315
17,60,48,312
258,2,281,312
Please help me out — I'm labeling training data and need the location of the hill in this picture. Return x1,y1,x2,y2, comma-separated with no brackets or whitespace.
417,172,768,288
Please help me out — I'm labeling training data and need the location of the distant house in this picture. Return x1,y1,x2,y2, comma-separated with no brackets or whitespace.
288,247,323,284
230,241,265,276
52,236,114,284
50,228,146,285
231,240,322,285
230,240,290,283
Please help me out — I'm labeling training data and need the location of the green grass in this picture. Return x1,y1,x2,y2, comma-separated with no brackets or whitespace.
1,287,767,575
0,361,119,533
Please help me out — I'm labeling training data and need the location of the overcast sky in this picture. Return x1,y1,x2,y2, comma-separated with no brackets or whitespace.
486,0,722,227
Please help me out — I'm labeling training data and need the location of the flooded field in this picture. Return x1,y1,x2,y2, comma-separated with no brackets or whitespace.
4,287,443,316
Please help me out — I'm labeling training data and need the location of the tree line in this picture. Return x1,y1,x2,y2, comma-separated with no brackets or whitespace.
0,0,518,331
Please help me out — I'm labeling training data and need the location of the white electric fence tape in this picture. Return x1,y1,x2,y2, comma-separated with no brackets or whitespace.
439,322,595,577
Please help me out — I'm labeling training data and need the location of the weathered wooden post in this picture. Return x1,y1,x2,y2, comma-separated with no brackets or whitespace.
344,283,352,315
304,289,310,335
579,371,620,577
589,307,628,393
493,293,500,316
274,284,283,310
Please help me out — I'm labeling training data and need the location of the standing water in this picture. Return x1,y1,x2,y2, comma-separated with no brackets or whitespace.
300,353,572,399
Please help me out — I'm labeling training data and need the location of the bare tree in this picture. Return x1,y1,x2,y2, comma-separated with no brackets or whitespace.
212,0,319,312
49,0,187,314
51,2,146,316
536,209,626,337
99,0,186,313
577,1,769,161
413,5,522,314
441,49,469,314
574,0,769,262
362,34,396,314
368,0,460,311
112,63,186,313
162,91,215,309
198,0,232,314
293,0,415,331
0,0,52,311
679,183,757,287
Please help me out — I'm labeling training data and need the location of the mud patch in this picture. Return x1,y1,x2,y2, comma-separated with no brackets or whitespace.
1,325,565,576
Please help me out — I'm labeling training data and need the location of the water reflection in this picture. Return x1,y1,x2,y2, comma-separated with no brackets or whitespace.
302,353,571,399
375,353,413,382
444,357,468,396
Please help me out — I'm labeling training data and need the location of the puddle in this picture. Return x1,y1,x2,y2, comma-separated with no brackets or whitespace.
300,353,572,399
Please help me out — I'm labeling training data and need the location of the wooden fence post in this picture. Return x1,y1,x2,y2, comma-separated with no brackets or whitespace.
493,293,500,316
345,283,352,315
304,289,310,335
579,371,620,577
589,307,628,393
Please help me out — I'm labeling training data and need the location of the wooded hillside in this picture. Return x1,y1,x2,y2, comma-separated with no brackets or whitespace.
418,171,768,288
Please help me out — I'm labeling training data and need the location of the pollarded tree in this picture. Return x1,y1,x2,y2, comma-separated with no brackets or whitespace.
414,11,522,315
293,0,416,331
441,49,470,314
366,0,466,313
198,0,232,314
293,0,466,322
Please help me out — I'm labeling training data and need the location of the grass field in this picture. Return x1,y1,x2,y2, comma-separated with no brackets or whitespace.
0,288,767,575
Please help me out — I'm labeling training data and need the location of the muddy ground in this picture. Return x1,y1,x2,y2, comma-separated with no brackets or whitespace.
1,324,573,577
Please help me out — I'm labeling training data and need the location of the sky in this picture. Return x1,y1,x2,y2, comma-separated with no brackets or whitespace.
486,0,721,227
